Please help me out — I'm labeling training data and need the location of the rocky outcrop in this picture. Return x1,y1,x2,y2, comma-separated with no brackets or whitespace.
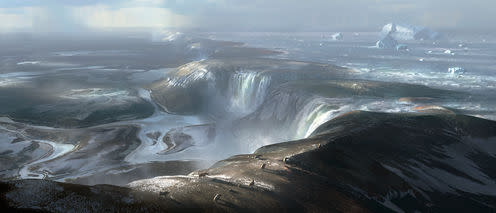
161,124,215,154
132,111,496,212
3,111,495,212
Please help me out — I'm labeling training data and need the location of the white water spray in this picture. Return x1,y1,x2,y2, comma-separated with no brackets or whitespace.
228,71,271,114
294,98,351,138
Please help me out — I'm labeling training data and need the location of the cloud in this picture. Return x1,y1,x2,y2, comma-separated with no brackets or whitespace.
72,5,190,29
0,0,494,32
0,2,189,32
0,8,32,30
0,0,186,32
176,0,496,31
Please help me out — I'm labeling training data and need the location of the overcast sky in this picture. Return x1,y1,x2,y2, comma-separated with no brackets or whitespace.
0,0,494,32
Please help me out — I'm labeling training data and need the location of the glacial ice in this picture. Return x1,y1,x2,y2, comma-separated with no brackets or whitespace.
376,35,398,49
381,23,441,40
331,32,343,41
396,44,409,51
448,67,466,75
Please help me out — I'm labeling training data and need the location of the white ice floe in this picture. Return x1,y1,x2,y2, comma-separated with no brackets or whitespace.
16,61,40,65
448,67,466,75
331,32,343,41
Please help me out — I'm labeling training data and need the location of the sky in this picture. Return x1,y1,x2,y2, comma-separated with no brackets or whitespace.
0,0,494,32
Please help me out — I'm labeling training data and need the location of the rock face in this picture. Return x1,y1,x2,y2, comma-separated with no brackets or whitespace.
3,111,496,212
236,79,459,144
381,23,441,40
131,111,496,212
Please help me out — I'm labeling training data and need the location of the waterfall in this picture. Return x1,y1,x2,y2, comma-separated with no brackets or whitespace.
293,98,350,139
228,71,271,114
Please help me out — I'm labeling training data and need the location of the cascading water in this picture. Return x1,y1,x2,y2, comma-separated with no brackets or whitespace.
293,98,351,138
228,71,271,114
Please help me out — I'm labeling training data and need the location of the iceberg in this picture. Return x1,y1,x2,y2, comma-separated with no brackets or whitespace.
376,34,398,49
331,32,343,40
162,31,185,42
151,30,188,42
381,23,441,40
444,49,456,55
396,44,409,51
448,67,466,75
